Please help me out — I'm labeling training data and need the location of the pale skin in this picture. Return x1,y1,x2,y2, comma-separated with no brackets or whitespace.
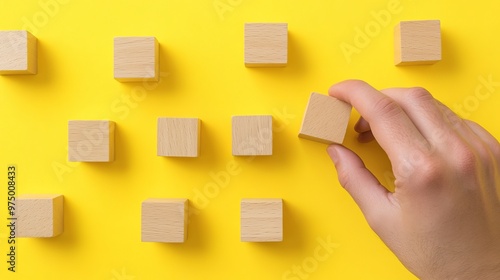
326,80,500,279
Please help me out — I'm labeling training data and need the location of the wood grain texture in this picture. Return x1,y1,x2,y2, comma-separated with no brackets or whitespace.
232,115,273,156
394,20,441,65
0,30,37,75
16,194,64,238
68,120,115,162
299,93,352,144
241,199,283,242
114,36,159,82
245,23,288,67
157,117,200,157
141,198,188,243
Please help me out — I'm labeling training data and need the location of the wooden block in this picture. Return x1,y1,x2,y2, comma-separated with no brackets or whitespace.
141,198,188,243
0,30,37,75
68,120,115,162
394,20,441,65
241,199,283,242
245,23,288,67
232,115,272,156
114,37,159,82
16,194,64,238
157,118,200,157
299,93,352,144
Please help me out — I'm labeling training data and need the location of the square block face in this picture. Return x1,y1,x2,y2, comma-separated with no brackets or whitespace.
232,115,273,156
141,199,188,243
299,93,352,144
395,20,441,65
114,37,159,82
16,195,64,238
241,199,283,242
0,30,37,75
245,23,288,67
157,118,200,157
68,120,115,162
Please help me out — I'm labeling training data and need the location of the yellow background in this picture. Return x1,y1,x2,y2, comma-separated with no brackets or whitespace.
1,0,500,279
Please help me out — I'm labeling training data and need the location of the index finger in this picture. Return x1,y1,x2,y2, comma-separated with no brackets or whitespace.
328,80,430,164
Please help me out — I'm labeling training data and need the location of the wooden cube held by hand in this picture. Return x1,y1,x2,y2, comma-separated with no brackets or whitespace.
299,93,352,144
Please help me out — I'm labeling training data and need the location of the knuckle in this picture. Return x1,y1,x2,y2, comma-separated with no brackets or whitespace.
414,157,446,186
447,113,464,131
372,97,403,119
406,87,433,102
395,151,445,188
452,145,478,174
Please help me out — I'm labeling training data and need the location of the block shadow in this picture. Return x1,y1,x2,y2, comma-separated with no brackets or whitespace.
111,44,183,97
0,39,57,90
231,116,297,173
241,200,308,252
244,30,309,83
393,27,460,79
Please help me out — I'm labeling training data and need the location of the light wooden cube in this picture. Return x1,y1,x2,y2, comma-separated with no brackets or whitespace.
16,195,64,238
394,20,441,65
0,30,37,75
157,118,201,157
68,120,115,162
114,37,159,82
245,23,288,67
232,115,273,156
299,93,352,144
141,198,188,243
241,199,283,242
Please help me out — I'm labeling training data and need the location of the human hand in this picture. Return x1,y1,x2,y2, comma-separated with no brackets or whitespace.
327,80,500,279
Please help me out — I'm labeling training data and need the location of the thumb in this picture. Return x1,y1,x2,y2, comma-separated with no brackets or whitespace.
327,144,394,228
